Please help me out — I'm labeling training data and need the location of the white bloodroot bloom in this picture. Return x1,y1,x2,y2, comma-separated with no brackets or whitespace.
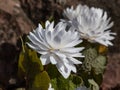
63,4,116,46
27,21,84,78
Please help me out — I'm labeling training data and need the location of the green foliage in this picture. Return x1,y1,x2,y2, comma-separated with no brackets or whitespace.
82,48,106,74
80,47,106,87
51,75,81,90
47,64,83,90
92,55,106,75
82,48,97,72
88,79,99,90
71,75,83,87
47,64,74,90
18,46,50,90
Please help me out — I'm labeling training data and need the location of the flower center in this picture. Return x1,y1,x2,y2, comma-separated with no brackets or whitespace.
49,48,54,52
49,48,59,53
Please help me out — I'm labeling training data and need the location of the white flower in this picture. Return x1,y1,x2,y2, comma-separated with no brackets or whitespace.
63,4,116,46
27,21,84,78
48,83,54,90
76,86,90,90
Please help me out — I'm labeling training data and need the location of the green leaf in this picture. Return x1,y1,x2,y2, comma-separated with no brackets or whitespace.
92,55,106,74
18,46,50,89
30,71,50,90
56,76,75,90
46,64,60,79
88,79,99,90
80,47,106,87
82,47,106,74
82,48,98,72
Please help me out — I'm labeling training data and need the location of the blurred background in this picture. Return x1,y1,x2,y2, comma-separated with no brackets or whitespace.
0,0,120,90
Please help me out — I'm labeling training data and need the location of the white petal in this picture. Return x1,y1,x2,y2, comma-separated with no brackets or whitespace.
45,20,50,28
71,53,85,57
53,34,61,45
38,23,43,30
40,54,50,65
68,57,82,64
27,33,49,50
26,43,48,54
64,62,77,73
55,52,69,63
96,39,108,46
65,40,82,47
56,63,71,78
54,22,66,36
48,21,54,31
26,42,39,51
55,52,66,60
105,40,113,46
61,47,84,53
49,55,57,64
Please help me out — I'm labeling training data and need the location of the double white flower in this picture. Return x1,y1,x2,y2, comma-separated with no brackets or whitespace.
63,4,116,46
27,21,84,78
